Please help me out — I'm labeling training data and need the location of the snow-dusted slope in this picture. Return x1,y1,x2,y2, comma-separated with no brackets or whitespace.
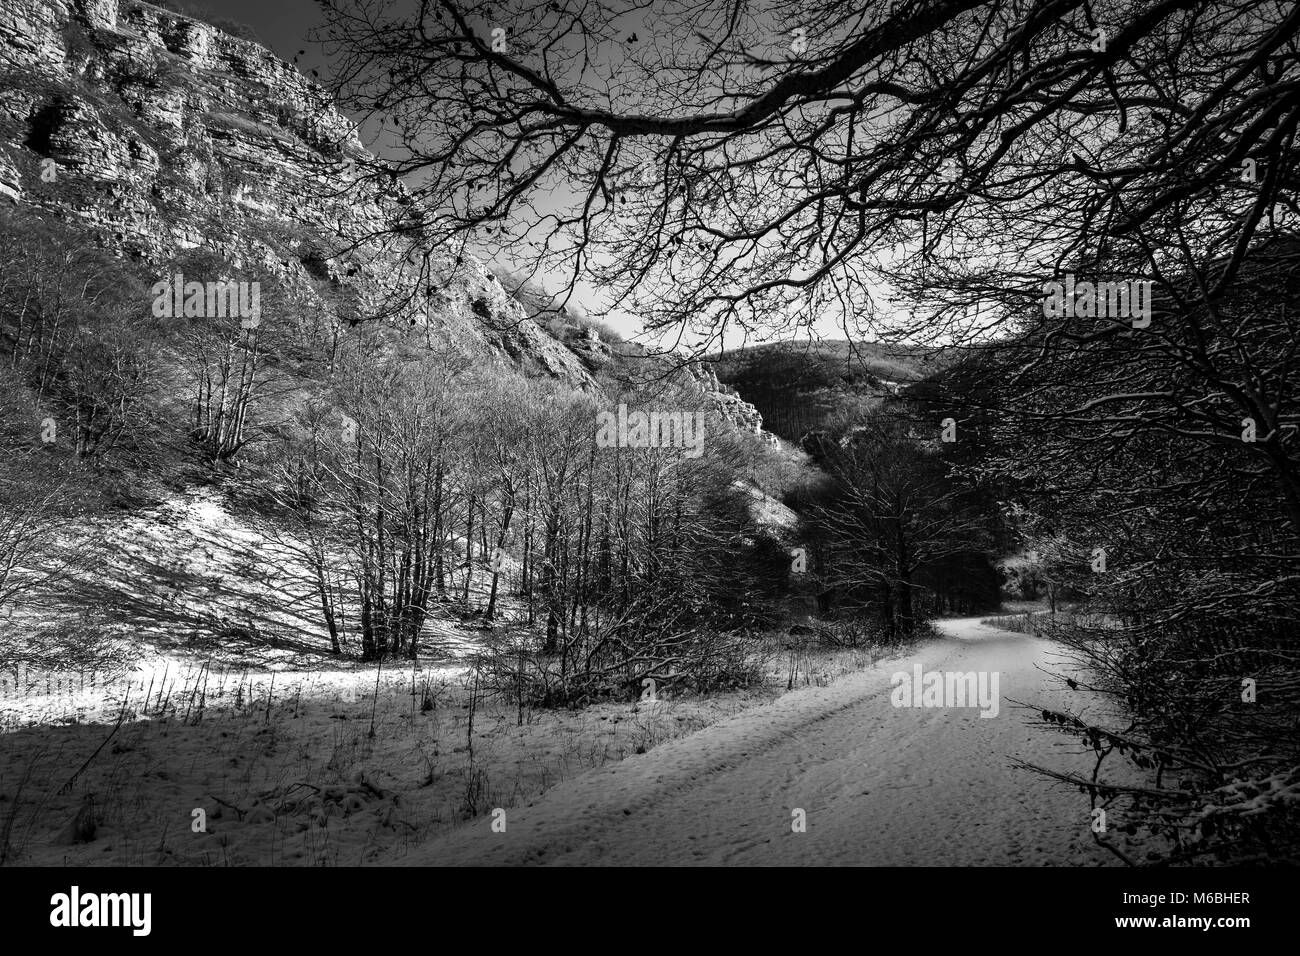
399,618,1140,866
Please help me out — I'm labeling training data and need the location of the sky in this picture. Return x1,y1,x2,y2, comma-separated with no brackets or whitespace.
187,0,326,63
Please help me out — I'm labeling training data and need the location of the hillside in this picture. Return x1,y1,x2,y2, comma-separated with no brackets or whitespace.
0,0,798,669
497,269,771,439
709,339,937,442
0,0,592,384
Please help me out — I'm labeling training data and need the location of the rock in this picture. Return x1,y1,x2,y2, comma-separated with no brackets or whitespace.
0,0,596,390
688,362,774,441
0,0,786,445
0,148,19,202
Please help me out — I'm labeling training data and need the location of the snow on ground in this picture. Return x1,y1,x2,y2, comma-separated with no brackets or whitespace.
396,617,1150,866
1,484,536,734
731,480,799,531
2,492,1149,871
16,485,503,675
0,667,769,865
4,484,901,866
0,621,884,865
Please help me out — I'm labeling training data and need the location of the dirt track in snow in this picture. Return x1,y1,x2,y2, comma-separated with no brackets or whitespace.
403,617,1129,866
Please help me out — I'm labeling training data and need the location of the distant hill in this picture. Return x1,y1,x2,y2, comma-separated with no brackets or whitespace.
708,340,938,441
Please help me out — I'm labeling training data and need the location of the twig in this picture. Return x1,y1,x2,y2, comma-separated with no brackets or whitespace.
60,689,131,795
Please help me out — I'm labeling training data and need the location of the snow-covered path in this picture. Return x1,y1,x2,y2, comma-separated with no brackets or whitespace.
403,618,1125,866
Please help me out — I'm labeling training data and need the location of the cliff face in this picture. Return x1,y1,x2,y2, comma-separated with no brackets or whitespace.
0,0,594,384
0,0,773,437
687,361,769,440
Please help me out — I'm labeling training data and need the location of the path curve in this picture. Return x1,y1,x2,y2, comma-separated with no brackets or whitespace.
402,617,1122,866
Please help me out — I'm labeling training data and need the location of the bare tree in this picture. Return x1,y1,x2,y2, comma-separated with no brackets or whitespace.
316,0,1297,351
806,411,990,635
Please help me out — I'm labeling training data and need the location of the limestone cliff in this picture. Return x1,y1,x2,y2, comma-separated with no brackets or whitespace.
0,0,774,436
0,0,594,384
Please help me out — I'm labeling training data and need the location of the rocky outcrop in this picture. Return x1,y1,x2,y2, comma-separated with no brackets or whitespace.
0,0,595,386
500,279,777,438
0,147,20,202
688,361,772,441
